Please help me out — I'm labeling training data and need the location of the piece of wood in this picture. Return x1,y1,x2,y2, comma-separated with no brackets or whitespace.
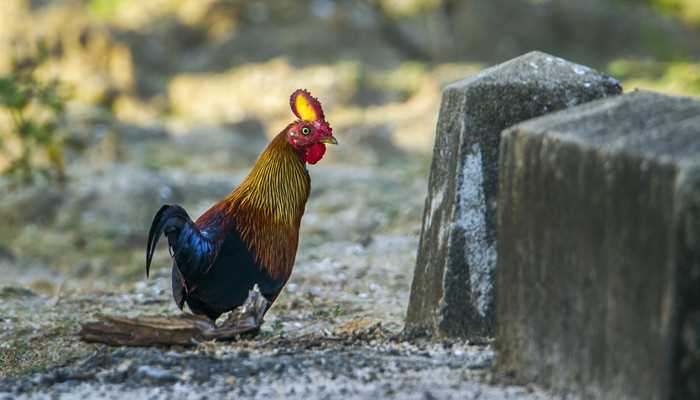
79,285,269,347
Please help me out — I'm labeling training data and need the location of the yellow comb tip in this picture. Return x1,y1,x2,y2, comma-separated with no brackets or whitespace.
290,89,325,121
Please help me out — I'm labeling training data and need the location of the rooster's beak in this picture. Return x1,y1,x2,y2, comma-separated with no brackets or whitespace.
321,136,338,145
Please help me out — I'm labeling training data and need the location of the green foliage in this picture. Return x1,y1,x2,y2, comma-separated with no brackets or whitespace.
88,0,129,19
615,0,700,26
270,319,285,335
331,304,346,318
652,0,700,25
608,59,700,97
608,59,667,80
0,44,70,185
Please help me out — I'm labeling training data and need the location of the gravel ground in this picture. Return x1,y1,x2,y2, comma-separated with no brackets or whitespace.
0,159,557,398
1,331,553,399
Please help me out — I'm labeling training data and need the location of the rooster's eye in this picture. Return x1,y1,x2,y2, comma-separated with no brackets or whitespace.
301,127,311,135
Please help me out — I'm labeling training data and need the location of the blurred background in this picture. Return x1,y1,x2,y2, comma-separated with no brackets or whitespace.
0,0,698,295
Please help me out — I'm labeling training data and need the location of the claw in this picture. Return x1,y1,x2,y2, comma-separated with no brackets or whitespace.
201,285,269,340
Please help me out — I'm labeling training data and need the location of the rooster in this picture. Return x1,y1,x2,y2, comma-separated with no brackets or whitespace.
145,89,337,322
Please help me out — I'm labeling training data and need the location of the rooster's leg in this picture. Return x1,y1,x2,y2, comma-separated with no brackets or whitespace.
201,284,269,340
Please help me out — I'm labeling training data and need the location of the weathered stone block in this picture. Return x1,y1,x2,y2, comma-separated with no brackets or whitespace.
496,91,700,400
405,51,621,338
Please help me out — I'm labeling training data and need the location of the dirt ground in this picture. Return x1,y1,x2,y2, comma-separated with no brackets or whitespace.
0,125,557,399
0,253,554,400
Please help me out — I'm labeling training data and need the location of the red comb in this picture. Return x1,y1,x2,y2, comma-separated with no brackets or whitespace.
290,89,325,121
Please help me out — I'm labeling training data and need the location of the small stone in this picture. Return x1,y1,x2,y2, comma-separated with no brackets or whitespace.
116,360,133,373
135,365,179,383
237,350,250,359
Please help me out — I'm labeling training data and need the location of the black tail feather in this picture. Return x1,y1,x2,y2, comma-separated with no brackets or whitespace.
145,204,189,278
146,205,169,277
145,203,217,316
172,264,187,310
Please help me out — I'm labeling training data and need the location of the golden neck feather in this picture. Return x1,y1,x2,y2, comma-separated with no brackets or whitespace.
224,131,311,279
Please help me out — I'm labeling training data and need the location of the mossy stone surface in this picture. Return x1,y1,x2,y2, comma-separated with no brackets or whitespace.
496,91,700,400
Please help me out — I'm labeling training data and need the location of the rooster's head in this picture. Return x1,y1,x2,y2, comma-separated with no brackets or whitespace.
287,89,337,165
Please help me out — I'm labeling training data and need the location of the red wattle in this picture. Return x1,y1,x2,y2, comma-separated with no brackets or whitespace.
304,143,326,164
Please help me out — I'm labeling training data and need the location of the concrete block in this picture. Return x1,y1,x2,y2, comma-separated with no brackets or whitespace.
406,51,622,338
496,91,700,399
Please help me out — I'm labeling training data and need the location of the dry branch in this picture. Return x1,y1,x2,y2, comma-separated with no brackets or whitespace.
79,285,269,347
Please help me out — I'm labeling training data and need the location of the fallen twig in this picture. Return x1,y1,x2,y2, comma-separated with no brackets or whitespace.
79,285,269,347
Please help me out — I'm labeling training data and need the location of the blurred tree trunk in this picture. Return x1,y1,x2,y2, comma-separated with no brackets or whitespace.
359,0,432,61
